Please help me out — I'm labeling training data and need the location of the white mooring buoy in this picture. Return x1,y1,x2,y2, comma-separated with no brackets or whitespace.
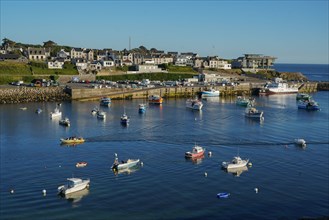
140,161,144,167
204,172,208,177
254,188,258,193
10,189,14,194
42,189,47,196
208,151,212,157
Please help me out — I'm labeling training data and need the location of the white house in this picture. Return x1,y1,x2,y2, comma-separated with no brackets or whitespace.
74,58,88,70
101,58,115,68
90,61,102,70
48,58,64,69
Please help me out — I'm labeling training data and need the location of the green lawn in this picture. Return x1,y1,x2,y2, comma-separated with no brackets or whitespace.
0,61,78,84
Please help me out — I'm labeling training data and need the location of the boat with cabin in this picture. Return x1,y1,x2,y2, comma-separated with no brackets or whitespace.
149,95,163,104
59,117,71,127
222,156,249,170
120,113,130,125
57,178,90,195
185,144,205,158
297,100,320,111
236,96,254,107
186,99,203,110
201,89,220,97
259,78,298,95
76,162,88,168
245,106,264,120
111,153,140,171
91,107,99,115
50,107,62,118
296,93,311,101
138,104,146,113
100,97,111,107
97,111,106,119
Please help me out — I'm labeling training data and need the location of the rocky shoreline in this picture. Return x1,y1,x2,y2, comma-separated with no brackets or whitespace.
0,87,71,104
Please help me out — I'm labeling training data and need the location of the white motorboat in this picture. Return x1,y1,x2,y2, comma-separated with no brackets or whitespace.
97,111,106,119
50,107,62,118
111,153,140,171
294,138,306,147
58,178,90,195
100,97,111,106
201,89,220,97
245,106,264,120
59,117,70,127
186,99,203,110
120,113,130,125
222,156,249,170
91,107,99,115
138,104,146,113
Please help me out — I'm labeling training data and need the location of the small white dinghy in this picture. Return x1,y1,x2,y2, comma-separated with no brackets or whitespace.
294,138,306,147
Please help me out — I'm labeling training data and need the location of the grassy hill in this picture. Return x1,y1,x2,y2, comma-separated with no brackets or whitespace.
0,61,78,84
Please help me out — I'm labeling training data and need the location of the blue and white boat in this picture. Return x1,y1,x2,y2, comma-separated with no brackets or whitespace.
217,192,230,199
100,97,111,107
138,104,146,113
201,89,220,97
297,100,320,111
35,108,42,114
121,112,130,125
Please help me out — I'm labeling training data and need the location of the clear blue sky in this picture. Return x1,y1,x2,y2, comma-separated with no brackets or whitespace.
1,0,328,64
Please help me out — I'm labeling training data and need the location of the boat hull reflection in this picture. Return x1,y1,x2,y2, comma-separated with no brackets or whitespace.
185,155,205,164
113,166,141,176
225,166,248,177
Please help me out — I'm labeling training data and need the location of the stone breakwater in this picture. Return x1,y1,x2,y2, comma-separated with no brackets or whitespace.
0,87,71,104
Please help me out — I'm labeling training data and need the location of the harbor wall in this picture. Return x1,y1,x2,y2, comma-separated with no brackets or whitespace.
69,82,319,100
0,82,321,104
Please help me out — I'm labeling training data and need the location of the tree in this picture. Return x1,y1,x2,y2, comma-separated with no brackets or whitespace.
2,38,16,49
43,40,57,48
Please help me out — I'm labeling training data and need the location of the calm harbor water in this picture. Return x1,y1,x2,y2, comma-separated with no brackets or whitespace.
1,64,329,219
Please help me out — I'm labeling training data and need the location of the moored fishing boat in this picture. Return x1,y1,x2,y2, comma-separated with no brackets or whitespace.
259,78,298,95
296,93,311,101
59,117,71,127
138,104,146,113
91,107,99,115
186,99,203,110
76,162,88,168
35,108,42,114
245,106,264,120
236,96,254,107
111,153,140,171
57,178,90,195
297,100,320,111
100,97,111,107
185,144,205,158
294,138,306,147
149,95,163,104
97,111,106,119
50,107,62,118
120,113,130,125
222,156,249,170
201,89,220,97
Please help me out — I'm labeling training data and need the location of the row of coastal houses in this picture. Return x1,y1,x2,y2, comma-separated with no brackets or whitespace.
0,46,277,73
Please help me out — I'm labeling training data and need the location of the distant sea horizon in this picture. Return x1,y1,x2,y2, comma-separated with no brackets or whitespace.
274,63,329,81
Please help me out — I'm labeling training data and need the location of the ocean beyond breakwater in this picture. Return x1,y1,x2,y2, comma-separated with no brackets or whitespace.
0,87,71,104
